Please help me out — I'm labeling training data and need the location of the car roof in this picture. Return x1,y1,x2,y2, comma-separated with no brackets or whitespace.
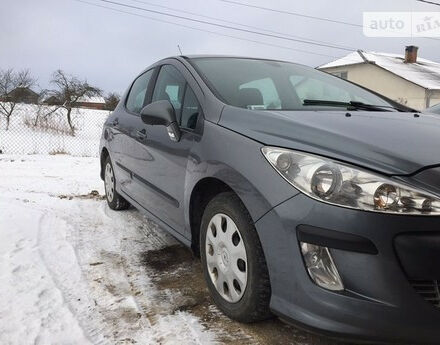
168,54,304,66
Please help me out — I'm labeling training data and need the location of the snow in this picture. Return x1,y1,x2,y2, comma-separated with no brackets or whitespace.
0,103,109,156
0,154,217,345
77,96,106,104
318,50,440,90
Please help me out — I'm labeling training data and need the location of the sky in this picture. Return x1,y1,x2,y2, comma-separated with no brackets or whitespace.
1,0,439,94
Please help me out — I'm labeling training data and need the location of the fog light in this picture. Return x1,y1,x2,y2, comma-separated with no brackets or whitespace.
300,242,344,291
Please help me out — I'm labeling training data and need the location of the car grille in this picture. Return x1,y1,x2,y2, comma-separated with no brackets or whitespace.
410,280,440,308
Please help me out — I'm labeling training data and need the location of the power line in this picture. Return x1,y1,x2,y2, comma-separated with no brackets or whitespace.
220,0,440,42
90,0,355,51
219,0,362,27
126,0,354,50
415,0,440,5
73,0,339,58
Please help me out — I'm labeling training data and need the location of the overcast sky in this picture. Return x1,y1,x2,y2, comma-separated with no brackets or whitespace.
1,0,439,94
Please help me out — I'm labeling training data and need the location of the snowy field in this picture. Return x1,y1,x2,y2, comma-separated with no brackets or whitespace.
0,103,109,156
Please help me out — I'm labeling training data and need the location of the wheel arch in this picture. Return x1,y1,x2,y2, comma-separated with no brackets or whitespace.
188,177,234,256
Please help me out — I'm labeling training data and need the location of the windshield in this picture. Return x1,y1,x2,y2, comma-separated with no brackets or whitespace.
191,57,394,111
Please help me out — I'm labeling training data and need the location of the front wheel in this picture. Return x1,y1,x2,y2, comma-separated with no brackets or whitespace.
200,192,272,322
104,156,130,210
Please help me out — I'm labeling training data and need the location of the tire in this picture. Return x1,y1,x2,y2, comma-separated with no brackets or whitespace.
104,156,130,210
200,192,272,322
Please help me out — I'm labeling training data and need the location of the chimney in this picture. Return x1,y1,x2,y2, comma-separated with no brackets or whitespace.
405,45,418,63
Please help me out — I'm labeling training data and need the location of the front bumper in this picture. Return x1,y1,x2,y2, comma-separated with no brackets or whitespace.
255,193,440,344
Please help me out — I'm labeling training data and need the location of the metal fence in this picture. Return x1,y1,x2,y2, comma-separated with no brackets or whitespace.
0,103,110,157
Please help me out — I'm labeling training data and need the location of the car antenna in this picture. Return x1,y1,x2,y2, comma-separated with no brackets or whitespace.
177,45,183,55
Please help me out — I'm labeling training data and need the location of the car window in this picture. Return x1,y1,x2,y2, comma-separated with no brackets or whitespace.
152,65,186,119
191,57,394,110
126,69,154,114
239,78,281,110
181,86,200,129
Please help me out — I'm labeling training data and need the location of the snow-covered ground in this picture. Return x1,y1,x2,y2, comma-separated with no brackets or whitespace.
0,155,216,345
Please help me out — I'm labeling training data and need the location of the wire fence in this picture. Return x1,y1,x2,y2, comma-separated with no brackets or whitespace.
0,102,110,157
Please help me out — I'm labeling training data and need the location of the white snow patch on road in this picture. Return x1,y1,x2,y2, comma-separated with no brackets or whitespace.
0,154,217,345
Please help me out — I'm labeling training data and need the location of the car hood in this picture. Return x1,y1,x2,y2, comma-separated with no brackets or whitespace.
219,106,440,175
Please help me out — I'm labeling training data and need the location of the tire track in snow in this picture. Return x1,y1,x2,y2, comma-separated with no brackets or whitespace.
37,210,111,345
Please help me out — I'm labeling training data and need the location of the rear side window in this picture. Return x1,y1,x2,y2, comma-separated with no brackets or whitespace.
181,87,200,129
126,69,154,114
152,65,186,118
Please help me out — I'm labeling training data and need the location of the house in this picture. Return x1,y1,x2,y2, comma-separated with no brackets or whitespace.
74,96,106,110
318,46,440,110
2,87,39,104
44,95,62,106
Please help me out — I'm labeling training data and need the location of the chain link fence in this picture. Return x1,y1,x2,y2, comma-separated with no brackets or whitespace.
0,103,110,157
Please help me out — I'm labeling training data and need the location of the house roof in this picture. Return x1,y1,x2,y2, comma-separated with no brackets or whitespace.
8,87,39,97
77,96,105,104
318,50,440,90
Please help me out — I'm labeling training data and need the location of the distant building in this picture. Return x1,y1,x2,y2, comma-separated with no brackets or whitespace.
2,87,39,104
74,96,106,110
44,95,62,106
318,46,440,110
43,95,106,110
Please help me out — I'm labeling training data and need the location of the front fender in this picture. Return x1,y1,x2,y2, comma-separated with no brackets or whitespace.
183,121,299,229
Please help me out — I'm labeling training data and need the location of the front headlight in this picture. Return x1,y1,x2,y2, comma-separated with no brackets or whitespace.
262,147,440,215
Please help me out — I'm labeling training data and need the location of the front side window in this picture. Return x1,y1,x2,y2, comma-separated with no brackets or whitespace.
152,65,186,118
191,57,393,111
126,69,154,113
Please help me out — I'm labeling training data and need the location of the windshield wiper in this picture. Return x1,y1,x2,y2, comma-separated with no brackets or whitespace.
303,99,399,112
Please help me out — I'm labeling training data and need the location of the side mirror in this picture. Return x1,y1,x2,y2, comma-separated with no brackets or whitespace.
140,100,181,142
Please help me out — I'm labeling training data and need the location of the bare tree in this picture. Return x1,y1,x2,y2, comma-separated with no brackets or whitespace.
49,70,101,135
0,69,36,130
105,92,120,111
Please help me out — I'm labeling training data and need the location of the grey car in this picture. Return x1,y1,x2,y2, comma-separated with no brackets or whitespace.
100,56,440,344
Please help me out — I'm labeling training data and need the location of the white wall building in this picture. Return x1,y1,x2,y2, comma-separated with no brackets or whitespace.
318,46,440,111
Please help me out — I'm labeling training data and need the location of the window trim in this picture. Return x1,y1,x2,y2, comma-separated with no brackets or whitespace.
124,67,158,116
179,83,202,131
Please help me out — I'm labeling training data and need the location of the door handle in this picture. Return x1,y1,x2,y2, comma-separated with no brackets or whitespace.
136,128,147,140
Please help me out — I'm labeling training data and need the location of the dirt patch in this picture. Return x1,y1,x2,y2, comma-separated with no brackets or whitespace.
58,190,105,200
141,244,348,345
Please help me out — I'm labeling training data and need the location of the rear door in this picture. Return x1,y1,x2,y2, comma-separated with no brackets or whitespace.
129,62,203,236
110,68,157,199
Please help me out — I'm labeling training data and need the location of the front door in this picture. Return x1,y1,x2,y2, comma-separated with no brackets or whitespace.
129,63,202,236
